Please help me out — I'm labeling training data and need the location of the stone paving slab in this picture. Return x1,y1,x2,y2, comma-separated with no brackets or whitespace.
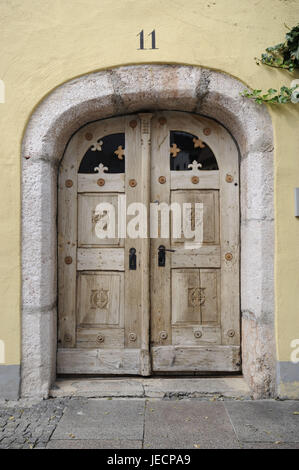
46,439,142,449
51,398,145,441
1,397,299,449
143,400,239,449
239,442,299,449
225,400,299,443
46,439,299,449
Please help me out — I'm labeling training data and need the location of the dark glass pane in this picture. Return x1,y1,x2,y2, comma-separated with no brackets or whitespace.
170,131,218,171
78,133,125,173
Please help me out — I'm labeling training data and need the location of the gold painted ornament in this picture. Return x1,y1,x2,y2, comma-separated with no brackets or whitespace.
193,137,205,149
114,145,125,160
170,143,181,157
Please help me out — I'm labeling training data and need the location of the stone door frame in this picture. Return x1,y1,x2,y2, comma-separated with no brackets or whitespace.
21,65,275,398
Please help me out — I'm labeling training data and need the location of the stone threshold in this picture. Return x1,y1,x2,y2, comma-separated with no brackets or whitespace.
50,376,252,400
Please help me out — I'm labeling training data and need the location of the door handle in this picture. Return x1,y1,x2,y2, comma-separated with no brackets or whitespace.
158,245,175,267
129,248,137,270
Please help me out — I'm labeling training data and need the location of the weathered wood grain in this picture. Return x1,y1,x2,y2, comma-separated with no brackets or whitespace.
57,348,141,374
77,248,124,271
152,345,241,372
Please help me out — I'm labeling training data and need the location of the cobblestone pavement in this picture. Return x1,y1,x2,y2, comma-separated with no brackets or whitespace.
0,397,299,449
0,398,69,449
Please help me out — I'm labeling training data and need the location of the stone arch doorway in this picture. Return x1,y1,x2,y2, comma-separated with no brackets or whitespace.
21,65,275,398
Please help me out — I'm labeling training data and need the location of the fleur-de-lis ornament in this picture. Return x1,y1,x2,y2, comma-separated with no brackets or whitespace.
94,163,108,175
114,145,125,160
193,137,205,149
91,139,103,151
188,160,203,172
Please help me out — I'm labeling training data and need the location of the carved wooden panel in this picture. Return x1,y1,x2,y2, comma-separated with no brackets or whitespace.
77,272,124,327
171,268,220,327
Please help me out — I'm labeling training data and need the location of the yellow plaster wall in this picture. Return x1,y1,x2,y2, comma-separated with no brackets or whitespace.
0,0,298,366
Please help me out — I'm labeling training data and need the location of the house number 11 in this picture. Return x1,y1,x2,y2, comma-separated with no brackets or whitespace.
137,30,158,50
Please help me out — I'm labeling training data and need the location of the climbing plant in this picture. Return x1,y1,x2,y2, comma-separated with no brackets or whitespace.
242,23,299,104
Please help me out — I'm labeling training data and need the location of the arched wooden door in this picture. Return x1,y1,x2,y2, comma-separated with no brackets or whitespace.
57,111,240,375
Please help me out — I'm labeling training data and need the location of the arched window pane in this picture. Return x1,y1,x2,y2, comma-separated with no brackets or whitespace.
170,131,218,171
78,133,125,173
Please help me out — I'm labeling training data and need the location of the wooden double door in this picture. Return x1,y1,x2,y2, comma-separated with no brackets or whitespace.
57,111,240,375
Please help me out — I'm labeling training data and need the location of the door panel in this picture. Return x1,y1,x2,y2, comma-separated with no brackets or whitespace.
77,248,124,271
78,193,122,247
171,190,219,245
171,247,221,268
77,272,124,327
172,326,221,346
151,345,240,372
57,349,141,375
150,115,172,348
77,173,125,193
150,111,240,373
57,114,152,375
171,268,220,326
57,111,240,376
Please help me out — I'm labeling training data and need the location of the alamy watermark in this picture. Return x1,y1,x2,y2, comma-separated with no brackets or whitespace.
290,339,299,364
93,196,204,246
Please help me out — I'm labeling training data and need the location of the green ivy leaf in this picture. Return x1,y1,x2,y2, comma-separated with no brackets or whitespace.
260,24,299,71
243,23,299,105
